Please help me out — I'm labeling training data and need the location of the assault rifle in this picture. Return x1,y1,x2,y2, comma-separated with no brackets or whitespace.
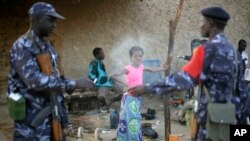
36,52,63,141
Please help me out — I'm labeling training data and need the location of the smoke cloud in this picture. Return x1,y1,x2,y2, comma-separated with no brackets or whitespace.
108,35,149,73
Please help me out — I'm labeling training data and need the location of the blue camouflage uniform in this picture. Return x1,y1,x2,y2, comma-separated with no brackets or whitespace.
7,30,76,141
148,33,247,141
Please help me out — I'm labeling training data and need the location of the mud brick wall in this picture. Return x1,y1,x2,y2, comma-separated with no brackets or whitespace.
0,0,249,96
0,1,30,97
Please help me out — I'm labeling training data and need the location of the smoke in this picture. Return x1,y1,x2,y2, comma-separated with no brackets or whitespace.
108,35,150,73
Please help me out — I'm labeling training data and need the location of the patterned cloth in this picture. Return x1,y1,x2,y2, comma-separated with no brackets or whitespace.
88,59,113,87
7,30,76,141
117,95,143,141
148,33,247,141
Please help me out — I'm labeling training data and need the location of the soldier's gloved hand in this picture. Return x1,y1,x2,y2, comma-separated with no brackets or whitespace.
145,80,168,95
75,77,95,90
128,85,147,96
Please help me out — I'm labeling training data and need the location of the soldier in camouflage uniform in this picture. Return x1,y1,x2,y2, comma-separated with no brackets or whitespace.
129,7,247,141
7,2,95,141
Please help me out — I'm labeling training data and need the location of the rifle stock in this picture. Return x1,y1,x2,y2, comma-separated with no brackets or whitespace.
190,114,198,141
36,52,63,141
36,52,53,75
52,118,63,141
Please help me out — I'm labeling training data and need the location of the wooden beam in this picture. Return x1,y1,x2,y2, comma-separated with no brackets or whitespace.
165,0,185,76
164,0,185,141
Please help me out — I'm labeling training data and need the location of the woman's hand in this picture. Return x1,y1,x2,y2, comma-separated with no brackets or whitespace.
161,63,170,71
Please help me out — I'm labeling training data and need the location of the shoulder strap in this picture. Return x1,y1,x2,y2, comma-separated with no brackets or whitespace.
203,85,211,102
227,47,238,103
233,48,238,92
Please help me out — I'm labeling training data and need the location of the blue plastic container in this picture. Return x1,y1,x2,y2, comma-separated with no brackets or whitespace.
110,109,119,129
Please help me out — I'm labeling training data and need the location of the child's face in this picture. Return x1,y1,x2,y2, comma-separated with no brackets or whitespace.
131,50,143,66
97,50,105,60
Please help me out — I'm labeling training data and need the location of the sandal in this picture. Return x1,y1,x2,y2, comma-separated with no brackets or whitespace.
141,127,158,139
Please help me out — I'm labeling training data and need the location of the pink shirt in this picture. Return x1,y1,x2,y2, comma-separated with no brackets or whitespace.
124,64,144,89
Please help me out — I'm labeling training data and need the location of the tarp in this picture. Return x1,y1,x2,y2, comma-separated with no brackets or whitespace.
142,59,162,84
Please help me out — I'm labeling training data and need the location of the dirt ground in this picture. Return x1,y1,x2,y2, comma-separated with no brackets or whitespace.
0,94,190,141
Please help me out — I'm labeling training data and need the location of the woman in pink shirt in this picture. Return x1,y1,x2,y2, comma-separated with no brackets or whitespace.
112,46,168,141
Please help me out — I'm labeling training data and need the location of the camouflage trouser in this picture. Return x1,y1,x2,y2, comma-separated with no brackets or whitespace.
196,124,214,141
13,117,51,141
13,118,67,141
116,95,143,141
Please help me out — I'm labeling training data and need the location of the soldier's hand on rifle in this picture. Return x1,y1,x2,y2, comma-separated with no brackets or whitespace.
75,77,95,90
